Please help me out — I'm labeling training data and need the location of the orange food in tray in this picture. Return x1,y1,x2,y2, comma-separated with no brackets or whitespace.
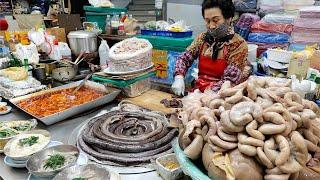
17,87,104,118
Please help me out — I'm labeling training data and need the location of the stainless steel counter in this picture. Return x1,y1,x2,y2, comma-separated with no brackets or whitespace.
0,104,113,180
0,103,164,180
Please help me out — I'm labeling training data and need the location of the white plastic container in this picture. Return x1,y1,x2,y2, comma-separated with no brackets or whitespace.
267,49,293,63
155,153,183,180
248,44,258,62
99,40,110,70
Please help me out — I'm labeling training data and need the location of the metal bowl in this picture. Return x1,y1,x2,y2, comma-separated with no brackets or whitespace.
4,129,51,161
53,164,110,180
26,145,79,178
52,66,77,82
0,119,38,150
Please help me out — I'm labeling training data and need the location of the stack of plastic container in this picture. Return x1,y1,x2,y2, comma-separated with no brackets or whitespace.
234,0,257,12
291,6,320,50
234,13,260,40
258,0,284,16
283,0,315,12
247,13,295,56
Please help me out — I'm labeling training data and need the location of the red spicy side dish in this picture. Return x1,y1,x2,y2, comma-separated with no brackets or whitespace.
17,87,104,118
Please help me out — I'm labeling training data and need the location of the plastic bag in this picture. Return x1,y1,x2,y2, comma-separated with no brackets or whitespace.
99,40,110,70
259,0,283,6
28,28,45,46
166,20,190,32
300,6,320,18
262,13,296,24
124,18,139,35
234,0,257,11
235,13,260,29
294,18,320,30
291,31,320,44
156,21,170,31
248,33,290,44
283,0,315,11
251,21,293,34
15,42,39,64
143,21,157,30
88,0,114,7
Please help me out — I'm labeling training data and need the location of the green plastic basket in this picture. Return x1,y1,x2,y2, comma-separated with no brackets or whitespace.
92,71,156,88
136,35,194,52
172,138,213,180
84,6,127,33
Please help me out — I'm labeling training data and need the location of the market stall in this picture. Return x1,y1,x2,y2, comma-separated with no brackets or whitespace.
1,0,320,180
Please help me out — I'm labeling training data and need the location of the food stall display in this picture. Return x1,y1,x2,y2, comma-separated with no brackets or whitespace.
77,103,178,166
108,37,153,73
0,119,37,151
10,81,121,125
17,87,104,118
176,76,320,179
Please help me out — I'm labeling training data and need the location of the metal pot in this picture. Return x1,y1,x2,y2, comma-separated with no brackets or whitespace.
67,31,97,56
52,66,77,82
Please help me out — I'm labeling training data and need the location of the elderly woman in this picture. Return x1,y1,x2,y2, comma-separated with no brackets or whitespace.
172,0,249,95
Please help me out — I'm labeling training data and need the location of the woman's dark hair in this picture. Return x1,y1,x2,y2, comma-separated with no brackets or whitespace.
202,0,235,19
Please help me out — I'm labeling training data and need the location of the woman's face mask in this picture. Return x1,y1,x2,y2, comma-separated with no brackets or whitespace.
205,23,232,45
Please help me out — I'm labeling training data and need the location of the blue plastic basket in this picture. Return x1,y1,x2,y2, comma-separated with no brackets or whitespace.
141,30,193,38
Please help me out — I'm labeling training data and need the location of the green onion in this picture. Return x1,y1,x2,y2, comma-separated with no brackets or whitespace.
13,123,31,131
18,136,39,146
0,129,17,138
43,154,66,170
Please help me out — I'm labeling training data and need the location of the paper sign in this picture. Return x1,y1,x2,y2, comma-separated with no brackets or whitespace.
152,49,168,78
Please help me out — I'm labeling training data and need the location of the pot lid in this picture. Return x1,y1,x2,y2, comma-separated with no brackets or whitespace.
67,31,96,38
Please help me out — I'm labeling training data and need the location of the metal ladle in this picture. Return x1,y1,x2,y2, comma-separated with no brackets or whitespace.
67,73,92,100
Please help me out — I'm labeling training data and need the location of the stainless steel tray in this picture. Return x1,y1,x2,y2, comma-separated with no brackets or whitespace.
10,81,121,125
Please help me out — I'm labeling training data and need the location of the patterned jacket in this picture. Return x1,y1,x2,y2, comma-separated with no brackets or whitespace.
174,32,249,91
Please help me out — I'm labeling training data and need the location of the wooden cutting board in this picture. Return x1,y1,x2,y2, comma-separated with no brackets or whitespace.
121,90,175,114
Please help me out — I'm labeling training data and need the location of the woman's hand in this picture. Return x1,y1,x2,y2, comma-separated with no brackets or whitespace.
172,75,185,96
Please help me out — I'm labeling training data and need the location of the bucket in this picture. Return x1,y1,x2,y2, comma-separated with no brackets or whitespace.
248,44,258,62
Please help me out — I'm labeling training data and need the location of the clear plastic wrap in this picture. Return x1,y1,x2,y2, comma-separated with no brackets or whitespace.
259,0,283,6
283,0,315,11
251,20,293,34
294,18,320,30
248,33,290,44
291,31,320,44
262,13,297,24
300,6,320,18
258,0,284,15
259,5,284,15
234,0,257,12
235,13,260,29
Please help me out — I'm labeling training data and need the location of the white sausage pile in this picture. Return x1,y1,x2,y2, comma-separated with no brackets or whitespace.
177,76,320,180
